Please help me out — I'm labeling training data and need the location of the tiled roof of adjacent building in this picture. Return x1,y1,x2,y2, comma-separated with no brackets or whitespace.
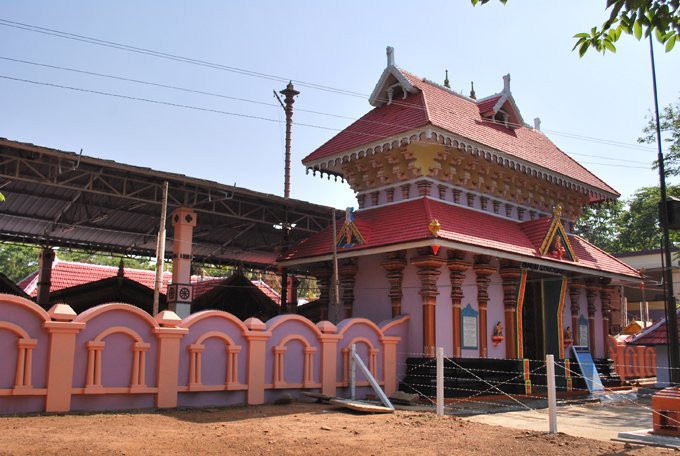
282,197,640,279
628,309,680,345
17,258,281,301
303,68,618,197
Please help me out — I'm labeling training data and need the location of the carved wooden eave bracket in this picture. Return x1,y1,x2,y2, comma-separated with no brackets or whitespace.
303,126,616,203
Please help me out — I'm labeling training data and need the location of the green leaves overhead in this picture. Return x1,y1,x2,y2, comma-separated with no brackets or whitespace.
472,0,680,55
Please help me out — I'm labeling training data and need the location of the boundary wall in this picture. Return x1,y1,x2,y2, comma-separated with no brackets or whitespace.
608,335,656,381
0,294,409,414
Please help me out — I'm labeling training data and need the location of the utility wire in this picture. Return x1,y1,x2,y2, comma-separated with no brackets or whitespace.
0,55,656,162
0,18,367,98
0,19,658,154
0,73,656,170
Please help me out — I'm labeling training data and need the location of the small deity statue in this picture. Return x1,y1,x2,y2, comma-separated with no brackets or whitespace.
551,236,566,260
493,321,503,338
564,326,572,342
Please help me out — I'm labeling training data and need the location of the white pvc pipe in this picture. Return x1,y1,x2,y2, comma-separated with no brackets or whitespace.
546,354,557,434
436,347,444,416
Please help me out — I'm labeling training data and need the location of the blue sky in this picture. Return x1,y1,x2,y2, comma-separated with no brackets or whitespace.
1,1,679,210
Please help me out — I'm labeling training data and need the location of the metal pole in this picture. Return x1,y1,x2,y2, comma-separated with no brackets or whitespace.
649,35,680,385
436,347,444,416
546,354,557,434
331,210,341,322
350,343,356,400
152,181,169,316
279,82,299,199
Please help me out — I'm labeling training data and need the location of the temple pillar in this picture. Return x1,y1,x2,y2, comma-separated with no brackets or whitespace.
338,259,358,319
568,280,584,345
474,255,496,358
287,276,300,314
447,250,471,358
381,251,407,317
411,250,446,358
601,286,613,356
311,264,331,321
168,207,197,318
499,260,521,359
36,247,55,308
586,281,599,355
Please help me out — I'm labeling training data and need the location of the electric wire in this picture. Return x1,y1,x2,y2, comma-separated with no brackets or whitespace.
0,74,656,170
0,19,659,154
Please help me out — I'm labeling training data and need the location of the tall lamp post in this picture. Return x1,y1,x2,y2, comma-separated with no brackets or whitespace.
649,36,680,385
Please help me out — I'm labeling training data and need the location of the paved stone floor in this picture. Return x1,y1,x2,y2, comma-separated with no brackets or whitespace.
465,396,653,442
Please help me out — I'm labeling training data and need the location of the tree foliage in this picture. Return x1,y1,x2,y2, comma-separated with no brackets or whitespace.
574,185,680,252
471,0,680,55
639,101,680,176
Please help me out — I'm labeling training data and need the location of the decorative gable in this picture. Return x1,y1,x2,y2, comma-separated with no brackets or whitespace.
335,208,366,248
368,46,418,107
539,206,578,262
476,74,524,128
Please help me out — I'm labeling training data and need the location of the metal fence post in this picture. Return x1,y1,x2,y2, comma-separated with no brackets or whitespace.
436,347,444,416
546,354,557,434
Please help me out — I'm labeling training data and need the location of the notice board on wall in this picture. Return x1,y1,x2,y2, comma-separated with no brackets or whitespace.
571,345,604,393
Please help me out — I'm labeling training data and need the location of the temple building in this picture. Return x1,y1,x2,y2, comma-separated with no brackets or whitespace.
280,47,641,375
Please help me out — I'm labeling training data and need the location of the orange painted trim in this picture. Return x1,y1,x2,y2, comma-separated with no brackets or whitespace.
515,270,528,358
0,294,50,322
72,387,158,395
179,310,249,335
266,314,324,340
557,276,568,359
0,388,47,396
74,303,159,329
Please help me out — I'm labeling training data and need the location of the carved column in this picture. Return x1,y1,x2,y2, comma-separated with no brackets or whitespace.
338,259,358,319
411,250,446,358
311,264,332,321
474,255,496,358
586,281,599,355
499,260,521,359
381,251,407,318
448,250,471,357
36,247,55,309
568,280,584,345
600,286,613,356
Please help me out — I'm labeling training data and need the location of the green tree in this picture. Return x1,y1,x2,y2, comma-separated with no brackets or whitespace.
0,243,40,282
471,0,680,54
639,100,680,176
573,200,625,252
573,185,680,252
618,185,680,251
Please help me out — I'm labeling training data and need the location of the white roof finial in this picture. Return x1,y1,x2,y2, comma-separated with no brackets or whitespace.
386,46,395,67
503,73,511,93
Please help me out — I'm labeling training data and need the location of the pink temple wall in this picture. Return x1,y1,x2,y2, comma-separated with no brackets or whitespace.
486,270,506,359
0,294,408,415
353,255,391,323
435,267,453,356
401,250,424,357
460,267,480,358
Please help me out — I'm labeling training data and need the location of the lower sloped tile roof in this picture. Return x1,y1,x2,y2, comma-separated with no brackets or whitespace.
282,198,640,279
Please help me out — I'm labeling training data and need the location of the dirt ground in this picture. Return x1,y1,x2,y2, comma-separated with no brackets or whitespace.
0,402,673,456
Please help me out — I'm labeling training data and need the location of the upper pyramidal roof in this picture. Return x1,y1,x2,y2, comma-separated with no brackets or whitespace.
302,47,618,199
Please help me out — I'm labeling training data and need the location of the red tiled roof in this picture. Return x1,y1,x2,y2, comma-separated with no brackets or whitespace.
18,259,226,297
476,95,502,115
192,277,281,305
628,309,680,345
283,198,640,279
19,259,173,296
303,68,617,197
